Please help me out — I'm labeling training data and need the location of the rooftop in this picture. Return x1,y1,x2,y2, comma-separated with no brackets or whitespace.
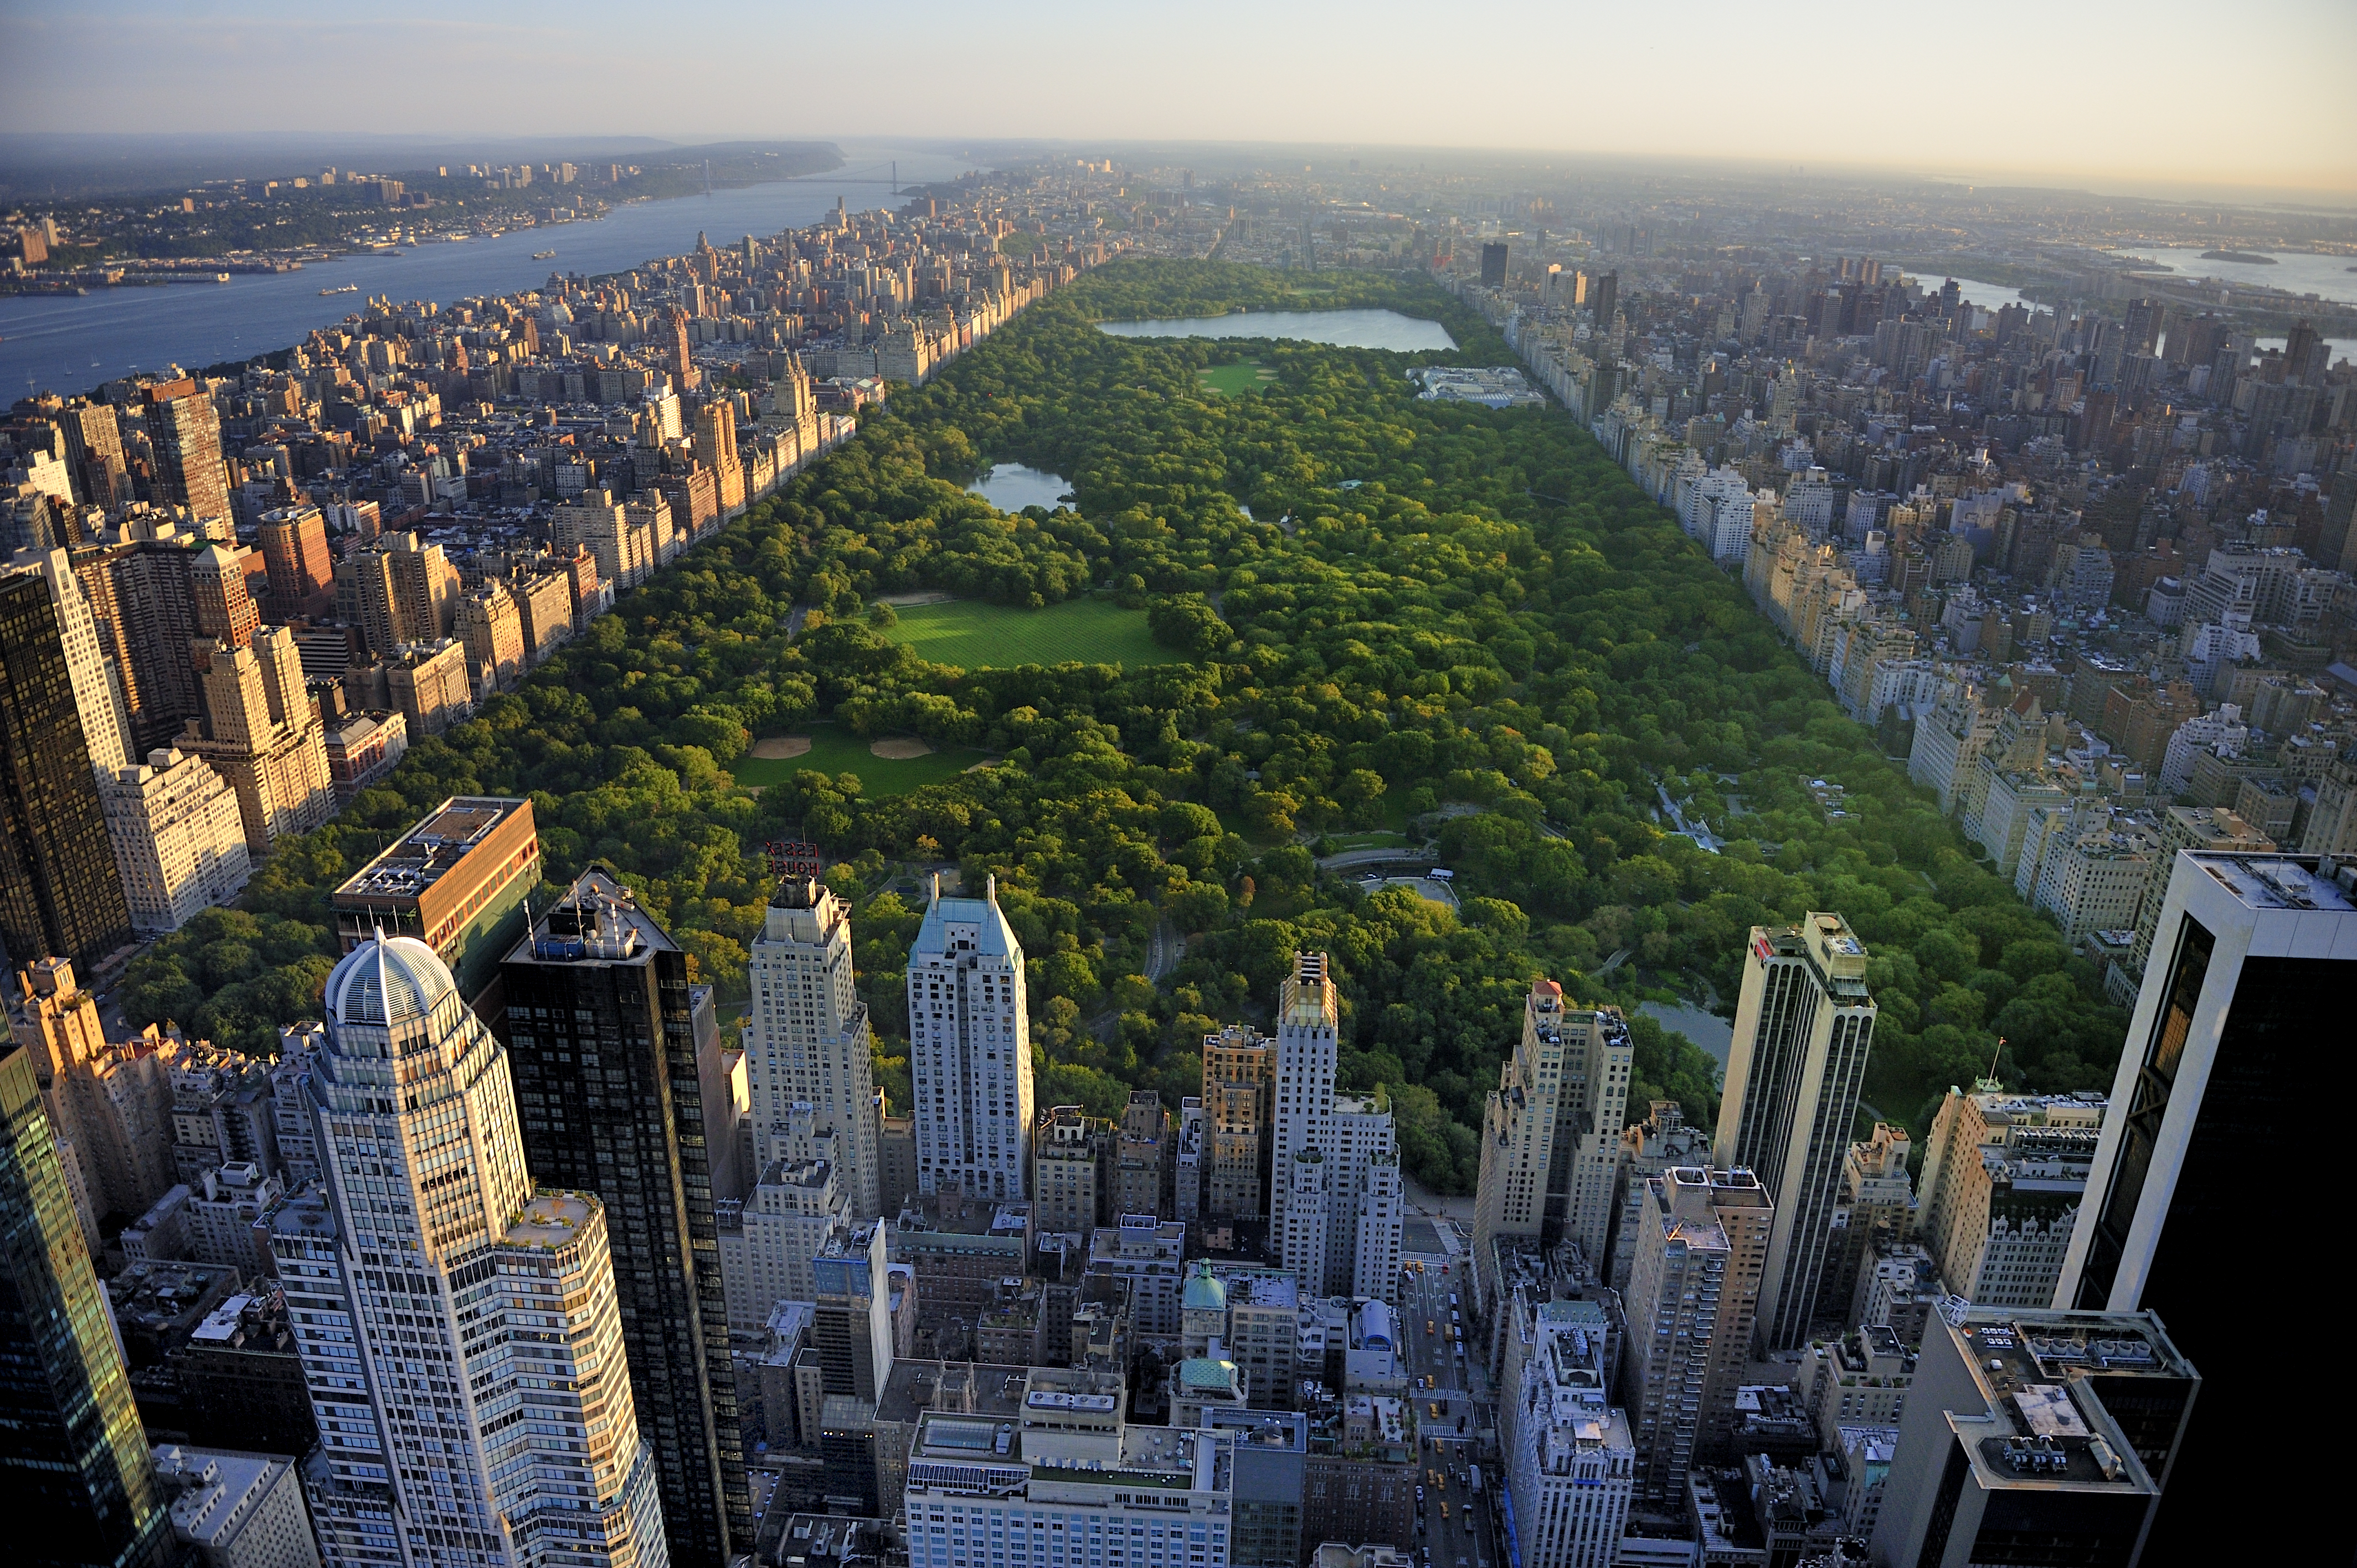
505,1189,599,1250
513,867,677,965
333,796,532,904
876,1360,1032,1430
1944,1309,2194,1497
2189,852,2356,913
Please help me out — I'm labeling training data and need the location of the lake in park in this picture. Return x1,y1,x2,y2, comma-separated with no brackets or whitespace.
967,463,1073,512
1638,999,1733,1074
1098,307,1456,352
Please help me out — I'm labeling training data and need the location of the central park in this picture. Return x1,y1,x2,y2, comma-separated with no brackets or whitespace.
116,258,2132,1195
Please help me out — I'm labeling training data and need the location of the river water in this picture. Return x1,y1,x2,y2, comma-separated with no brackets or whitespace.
2112,247,2357,307
1925,274,2352,366
1098,307,1455,351
1,145,971,400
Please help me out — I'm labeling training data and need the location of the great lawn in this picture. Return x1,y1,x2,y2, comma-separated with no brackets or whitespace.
730,721,982,795
878,597,1178,670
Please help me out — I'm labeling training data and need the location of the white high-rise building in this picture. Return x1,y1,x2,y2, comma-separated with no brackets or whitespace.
8,545,130,776
99,746,252,932
269,935,668,1568
1716,914,1876,1349
904,1367,1233,1568
745,874,878,1216
1269,953,1337,1245
1350,1147,1403,1299
1282,1145,1330,1291
721,1100,853,1333
908,874,1032,1201
1269,952,1402,1299
1507,1303,1635,1568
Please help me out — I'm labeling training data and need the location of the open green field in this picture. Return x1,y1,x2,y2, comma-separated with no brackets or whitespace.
1197,362,1277,396
880,597,1178,670
730,721,985,795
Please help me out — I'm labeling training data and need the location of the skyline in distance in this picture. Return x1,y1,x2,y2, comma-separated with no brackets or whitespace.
6,0,2354,202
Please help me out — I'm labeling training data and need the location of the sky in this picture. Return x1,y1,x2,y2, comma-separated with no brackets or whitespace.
7,0,2355,200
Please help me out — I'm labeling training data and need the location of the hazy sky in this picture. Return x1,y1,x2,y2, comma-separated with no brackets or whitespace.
9,0,2355,198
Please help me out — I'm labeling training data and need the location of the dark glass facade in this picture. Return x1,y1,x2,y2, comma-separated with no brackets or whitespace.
2114,946,2329,1545
2073,874,2342,1552
2077,915,2212,1314
497,873,748,1567
0,1045,169,1568
0,572,132,977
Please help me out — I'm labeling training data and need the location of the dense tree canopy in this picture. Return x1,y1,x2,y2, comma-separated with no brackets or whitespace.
121,261,2129,1193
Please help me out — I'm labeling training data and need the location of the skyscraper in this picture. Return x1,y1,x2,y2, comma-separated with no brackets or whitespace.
1,1040,171,1568
1715,914,1875,1348
1619,1165,1771,1508
99,746,252,933
1201,1024,1272,1220
1869,1305,2194,1568
74,538,206,754
272,935,669,1568
1032,1103,1108,1234
143,380,233,536
7,957,176,1239
1268,952,1402,1299
908,874,1031,1202
181,627,335,857
189,543,260,650
693,399,743,518
59,398,131,510
2057,850,2350,1543
1915,1086,2102,1312
256,503,336,620
0,570,135,977
1473,982,1633,1297
497,870,748,1566
1268,952,1336,1249
747,873,879,1215
9,547,130,778
1507,1301,1635,1568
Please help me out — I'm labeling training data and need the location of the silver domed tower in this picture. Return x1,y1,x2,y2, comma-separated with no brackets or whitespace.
275,933,671,1568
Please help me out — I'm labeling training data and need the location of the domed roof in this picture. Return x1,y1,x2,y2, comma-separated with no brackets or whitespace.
1182,1261,1226,1313
325,935,458,1030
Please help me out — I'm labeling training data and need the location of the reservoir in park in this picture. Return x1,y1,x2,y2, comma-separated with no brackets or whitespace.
1097,308,1456,352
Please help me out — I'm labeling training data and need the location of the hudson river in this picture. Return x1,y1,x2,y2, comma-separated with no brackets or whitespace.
1,146,969,399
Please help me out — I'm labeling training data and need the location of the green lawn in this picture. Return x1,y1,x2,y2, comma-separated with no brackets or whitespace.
731,721,984,796
1198,362,1277,396
880,597,1179,670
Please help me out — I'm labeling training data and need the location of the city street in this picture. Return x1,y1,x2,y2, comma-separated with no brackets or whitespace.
1397,1245,1506,1568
